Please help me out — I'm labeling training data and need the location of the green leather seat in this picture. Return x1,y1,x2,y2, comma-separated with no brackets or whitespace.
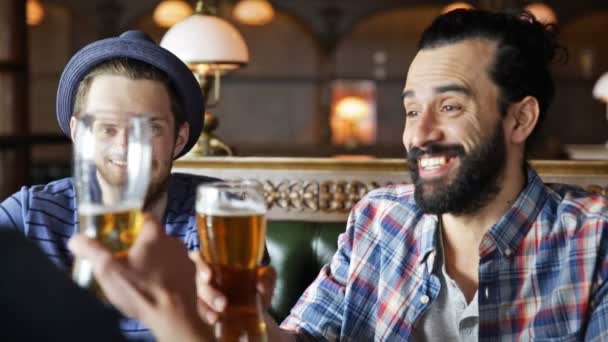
266,221,345,323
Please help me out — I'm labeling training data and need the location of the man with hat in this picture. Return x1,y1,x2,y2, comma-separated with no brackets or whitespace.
0,30,214,340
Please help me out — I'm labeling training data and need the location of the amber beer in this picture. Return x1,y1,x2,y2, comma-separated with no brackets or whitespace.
72,203,144,293
197,210,267,341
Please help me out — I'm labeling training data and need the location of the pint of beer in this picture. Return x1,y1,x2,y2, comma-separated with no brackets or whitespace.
73,203,144,291
72,113,152,296
196,181,268,341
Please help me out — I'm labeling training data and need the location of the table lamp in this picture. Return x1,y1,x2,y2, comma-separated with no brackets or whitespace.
161,0,249,156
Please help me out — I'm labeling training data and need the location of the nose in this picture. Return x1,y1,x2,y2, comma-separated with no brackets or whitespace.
404,111,444,149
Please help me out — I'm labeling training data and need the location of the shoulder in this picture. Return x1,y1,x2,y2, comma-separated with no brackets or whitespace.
544,183,608,219
355,183,418,213
347,183,423,235
27,178,75,197
25,178,76,210
2,178,75,211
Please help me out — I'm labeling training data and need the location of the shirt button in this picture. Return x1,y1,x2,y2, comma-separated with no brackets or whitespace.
504,248,512,256
420,295,430,304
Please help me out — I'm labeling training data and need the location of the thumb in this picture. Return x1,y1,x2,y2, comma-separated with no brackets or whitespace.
68,234,110,261
256,266,276,310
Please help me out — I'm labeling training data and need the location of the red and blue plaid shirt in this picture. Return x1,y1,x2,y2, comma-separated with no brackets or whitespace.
282,167,608,341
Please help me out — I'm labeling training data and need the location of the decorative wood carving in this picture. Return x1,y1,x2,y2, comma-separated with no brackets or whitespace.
260,180,395,213
586,185,608,196
259,179,608,213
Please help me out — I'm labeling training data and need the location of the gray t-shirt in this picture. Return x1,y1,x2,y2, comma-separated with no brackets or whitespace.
411,224,479,341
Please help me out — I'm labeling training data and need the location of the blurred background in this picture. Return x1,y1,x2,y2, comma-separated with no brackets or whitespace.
1,0,608,196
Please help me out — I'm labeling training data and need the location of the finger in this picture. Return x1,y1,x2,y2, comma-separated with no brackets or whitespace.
70,235,153,319
197,299,219,325
256,266,276,309
189,251,212,281
68,234,110,261
196,278,227,313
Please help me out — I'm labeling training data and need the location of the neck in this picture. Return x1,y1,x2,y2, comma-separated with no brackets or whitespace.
442,162,526,250
439,162,526,302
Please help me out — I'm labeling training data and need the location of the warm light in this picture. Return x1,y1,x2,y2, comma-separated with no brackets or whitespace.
335,96,370,122
233,0,275,26
160,14,249,74
524,2,557,25
441,2,474,14
330,81,377,148
593,72,608,103
27,0,45,26
153,0,193,28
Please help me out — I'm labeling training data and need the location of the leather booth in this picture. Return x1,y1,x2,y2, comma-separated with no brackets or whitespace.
267,221,344,322
174,157,608,324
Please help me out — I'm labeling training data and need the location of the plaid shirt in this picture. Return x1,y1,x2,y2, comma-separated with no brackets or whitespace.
281,167,608,341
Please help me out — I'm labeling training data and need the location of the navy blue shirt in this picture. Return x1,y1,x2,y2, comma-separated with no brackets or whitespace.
0,172,216,341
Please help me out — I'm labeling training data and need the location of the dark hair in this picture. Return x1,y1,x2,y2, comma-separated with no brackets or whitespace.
418,9,566,145
74,58,187,132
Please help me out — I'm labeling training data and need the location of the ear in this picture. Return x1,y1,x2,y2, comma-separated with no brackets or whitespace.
172,122,190,158
505,96,539,145
69,117,78,142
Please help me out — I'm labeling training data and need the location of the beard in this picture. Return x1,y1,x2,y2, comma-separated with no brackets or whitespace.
407,121,506,216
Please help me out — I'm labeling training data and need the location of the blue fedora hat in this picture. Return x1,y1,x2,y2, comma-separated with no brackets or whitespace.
56,30,203,158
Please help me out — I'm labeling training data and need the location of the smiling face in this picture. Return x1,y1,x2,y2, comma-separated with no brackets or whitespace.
71,74,189,207
402,39,509,215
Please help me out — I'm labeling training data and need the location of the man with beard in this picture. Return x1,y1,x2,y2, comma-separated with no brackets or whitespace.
0,30,216,341
195,9,608,341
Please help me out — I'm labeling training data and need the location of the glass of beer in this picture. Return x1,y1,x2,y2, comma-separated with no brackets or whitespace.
196,180,268,341
71,112,152,296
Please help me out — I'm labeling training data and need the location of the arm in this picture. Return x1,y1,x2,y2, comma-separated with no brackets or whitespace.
69,214,211,342
0,187,27,233
0,230,126,341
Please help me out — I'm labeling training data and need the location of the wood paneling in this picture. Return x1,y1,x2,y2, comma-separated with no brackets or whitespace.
0,0,28,198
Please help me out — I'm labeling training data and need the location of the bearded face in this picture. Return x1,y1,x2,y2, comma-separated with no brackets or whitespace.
407,120,506,215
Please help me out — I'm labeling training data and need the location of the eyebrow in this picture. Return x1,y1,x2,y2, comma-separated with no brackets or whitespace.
401,84,471,99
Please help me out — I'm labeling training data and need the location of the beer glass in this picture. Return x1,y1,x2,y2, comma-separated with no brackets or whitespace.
71,112,152,296
196,181,268,341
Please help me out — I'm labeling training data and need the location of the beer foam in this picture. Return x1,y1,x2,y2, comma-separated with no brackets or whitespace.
196,201,266,216
78,201,141,215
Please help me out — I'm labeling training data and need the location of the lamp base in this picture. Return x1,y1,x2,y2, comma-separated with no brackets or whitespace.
185,112,233,157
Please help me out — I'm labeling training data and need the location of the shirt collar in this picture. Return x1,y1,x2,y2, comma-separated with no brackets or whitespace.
482,166,548,258
417,213,440,265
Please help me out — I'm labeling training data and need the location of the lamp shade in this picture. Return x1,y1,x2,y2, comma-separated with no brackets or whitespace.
593,72,608,102
160,14,249,73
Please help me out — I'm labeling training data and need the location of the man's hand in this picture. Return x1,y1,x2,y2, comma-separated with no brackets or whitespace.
68,214,210,342
188,252,276,324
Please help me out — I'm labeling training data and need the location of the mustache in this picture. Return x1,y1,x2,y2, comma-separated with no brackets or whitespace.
407,144,466,162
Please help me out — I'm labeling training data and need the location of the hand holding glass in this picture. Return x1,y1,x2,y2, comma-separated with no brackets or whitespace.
196,181,268,341
71,112,152,296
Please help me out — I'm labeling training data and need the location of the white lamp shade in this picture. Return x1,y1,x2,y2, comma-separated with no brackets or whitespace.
160,14,249,73
593,72,608,102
